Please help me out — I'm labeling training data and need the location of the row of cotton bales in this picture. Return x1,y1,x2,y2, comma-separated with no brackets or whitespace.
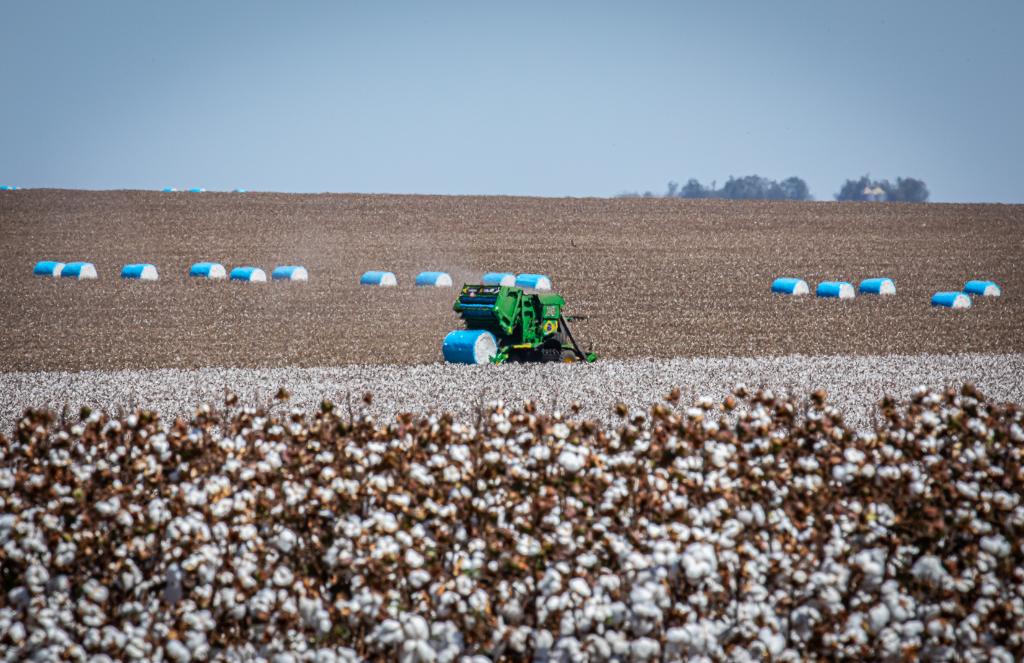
32,261,309,282
772,275,1003,309
772,277,895,299
0,185,21,191
33,261,98,279
190,263,308,282
161,188,248,193
931,280,1002,309
359,271,452,287
358,270,553,290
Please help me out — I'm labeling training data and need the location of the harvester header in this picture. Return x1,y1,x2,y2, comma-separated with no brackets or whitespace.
442,284,596,365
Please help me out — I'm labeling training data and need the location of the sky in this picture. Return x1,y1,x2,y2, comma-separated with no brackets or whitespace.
1,1,1021,202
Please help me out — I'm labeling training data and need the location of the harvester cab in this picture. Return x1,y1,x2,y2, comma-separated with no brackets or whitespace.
442,284,598,365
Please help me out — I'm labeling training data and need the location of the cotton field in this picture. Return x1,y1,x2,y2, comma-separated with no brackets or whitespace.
2,384,1023,661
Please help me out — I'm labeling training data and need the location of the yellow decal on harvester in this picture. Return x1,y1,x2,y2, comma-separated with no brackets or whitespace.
543,320,558,334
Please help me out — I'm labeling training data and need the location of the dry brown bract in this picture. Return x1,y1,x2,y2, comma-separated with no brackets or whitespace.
1,385,1022,660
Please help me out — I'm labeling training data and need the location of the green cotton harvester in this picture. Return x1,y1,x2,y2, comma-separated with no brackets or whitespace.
442,284,597,364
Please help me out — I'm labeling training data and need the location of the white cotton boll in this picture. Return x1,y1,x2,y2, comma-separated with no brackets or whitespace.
553,423,570,440
83,579,109,604
530,445,552,462
980,534,1011,557
911,555,951,589
569,577,591,598
868,603,890,633
401,614,430,641
558,449,584,473
758,627,785,656
274,528,298,553
681,542,717,583
273,566,294,587
405,549,425,568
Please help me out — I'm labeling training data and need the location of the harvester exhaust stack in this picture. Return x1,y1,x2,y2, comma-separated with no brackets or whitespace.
442,284,597,365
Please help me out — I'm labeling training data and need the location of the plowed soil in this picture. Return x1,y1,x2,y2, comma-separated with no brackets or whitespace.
1,189,1020,371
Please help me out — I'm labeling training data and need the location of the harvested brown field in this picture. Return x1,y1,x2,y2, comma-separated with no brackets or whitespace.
0,189,1021,371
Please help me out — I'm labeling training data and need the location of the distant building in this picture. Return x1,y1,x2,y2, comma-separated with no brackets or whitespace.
862,185,887,202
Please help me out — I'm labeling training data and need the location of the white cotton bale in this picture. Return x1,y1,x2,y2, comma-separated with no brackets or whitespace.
858,278,896,295
229,267,267,283
482,272,516,287
33,261,65,277
932,292,971,309
60,262,97,280
415,271,453,287
189,262,226,279
271,266,309,282
964,280,1001,297
816,281,855,299
360,271,397,286
515,274,552,291
442,330,498,364
770,277,809,295
121,264,159,280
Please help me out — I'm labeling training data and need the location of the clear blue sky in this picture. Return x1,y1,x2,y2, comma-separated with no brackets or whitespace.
1,1,1021,202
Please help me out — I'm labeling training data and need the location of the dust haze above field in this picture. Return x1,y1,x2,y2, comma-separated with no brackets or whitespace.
0,189,1021,372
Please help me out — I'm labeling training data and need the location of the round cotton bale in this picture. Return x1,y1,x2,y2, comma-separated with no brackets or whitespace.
187,187,206,193
964,280,1001,297
442,329,498,365
515,273,552,291
360,271,397,286
121,263,159,281
482,272,516,287
858,278,895,295
189,262,226,279
233,189,248,193
229,267,267,283
932,292,971,309
271,265,309,282
415,271,453,287
60,262,97,280
161,187,178,192
33,261,65,277
816,281,855,299
770,277,809,295
0,185,19,191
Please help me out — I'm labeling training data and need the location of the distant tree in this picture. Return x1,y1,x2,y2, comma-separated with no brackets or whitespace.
836,175,929,202
679,178,712,199
666,181,679,198
836,175,873,201
780,177,811,201
889,177,929,203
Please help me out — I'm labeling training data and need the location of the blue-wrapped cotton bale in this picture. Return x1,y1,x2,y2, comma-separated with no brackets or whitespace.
121,264,159,281
360,271,397,286
271,266,309,282
515,274,552,291
33,261,65,277
442,330,498,365
816,281,855,299
415,271,453,287
859,278,896,295
189,262,227,279
964,280,1001,297
770,277,809,295
482,272,516,287
932,292,971,309
229,267,267,283
60,262,97,280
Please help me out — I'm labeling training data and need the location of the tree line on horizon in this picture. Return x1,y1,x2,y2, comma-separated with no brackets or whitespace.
618,174,929,202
